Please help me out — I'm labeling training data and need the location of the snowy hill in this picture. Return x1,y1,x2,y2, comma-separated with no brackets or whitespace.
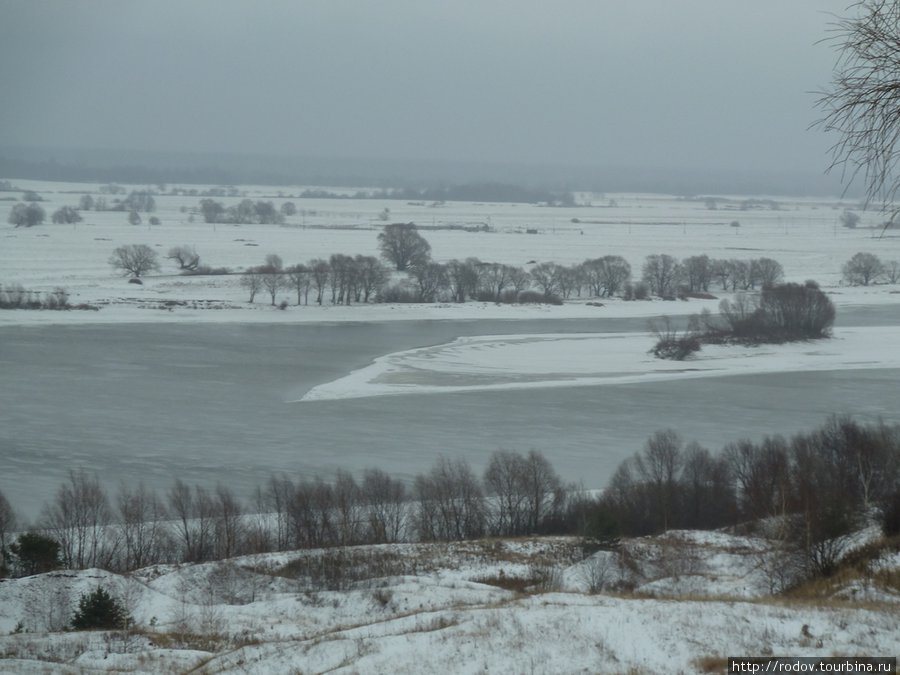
1,532,898,674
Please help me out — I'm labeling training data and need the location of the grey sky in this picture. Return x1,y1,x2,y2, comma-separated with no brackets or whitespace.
0,1,851,175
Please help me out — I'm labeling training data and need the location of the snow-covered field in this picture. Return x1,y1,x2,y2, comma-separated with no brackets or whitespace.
0,531,897,674
2,178,900,327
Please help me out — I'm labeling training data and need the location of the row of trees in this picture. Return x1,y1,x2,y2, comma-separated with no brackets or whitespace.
0,449,566,575
598,416,900,578
199,198,286,225
0,283,70,310
102,229,892,307
642,254,784,298
239,251,787,307
240,253,389,305
842,251,900,285
78,191,156,213
8,190,161,228
3,419,897,583
234,224,793,307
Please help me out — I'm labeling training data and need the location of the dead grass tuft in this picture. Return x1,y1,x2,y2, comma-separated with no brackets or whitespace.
693,655,729,673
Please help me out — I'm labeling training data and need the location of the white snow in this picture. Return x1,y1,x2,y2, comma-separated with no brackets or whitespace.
299,326,900,401
2,180,900,328
1,533,897,674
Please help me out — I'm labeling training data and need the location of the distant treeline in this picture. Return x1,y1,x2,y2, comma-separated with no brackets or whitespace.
298,183,575,206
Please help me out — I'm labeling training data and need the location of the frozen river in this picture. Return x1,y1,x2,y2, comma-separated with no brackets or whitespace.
2,311,899,519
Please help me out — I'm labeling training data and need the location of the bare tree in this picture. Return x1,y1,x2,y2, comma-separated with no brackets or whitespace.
409,261,448,302
679,443,734,530
360,468,408,543
600,256,632,297
333,470,363,546
446,258,480,302
52,206,82,225
42,470,116,570
642,254,681,298
843,251,885,285
309,258,331,305
477,262,514,301
724,437,791,522
213,484,244,559
260,261,286,305
521,450,564,533
118,482,168,570
682,255,713,293
633,430,683,532
286,264,311,305
167,245,200,271
168,480,215,563
530,262,562,298
816,0,900,228
415,457,485,541
484,450,529,535
507,266,532,294
288,478,337,548
355,255,389,303
886,259,900,283
752,257,784,288
240,267,264,302
109,244,160,278
328,254,357,304
377,223,431,271
262,475,294,551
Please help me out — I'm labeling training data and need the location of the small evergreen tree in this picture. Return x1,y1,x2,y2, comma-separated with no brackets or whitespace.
10,532,60,576
71,586,129,630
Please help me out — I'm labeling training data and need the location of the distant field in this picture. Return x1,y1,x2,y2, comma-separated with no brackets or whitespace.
2,179,899,321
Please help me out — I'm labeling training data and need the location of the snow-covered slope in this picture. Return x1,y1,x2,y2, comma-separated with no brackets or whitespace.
1,533,897,674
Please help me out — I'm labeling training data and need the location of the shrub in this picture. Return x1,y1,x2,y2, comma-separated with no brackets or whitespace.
652,334,701,360
649,316,702,360
0,284,72,310
499,289,519,304
717,283,834,343
517,290,562,305
633,281,649,300
378,283,419,303
758,282,834,340
181,265,231,276
71,587,129,630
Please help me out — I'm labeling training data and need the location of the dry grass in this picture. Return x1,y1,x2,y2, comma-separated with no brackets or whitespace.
693,655,729,673
784,535,900,602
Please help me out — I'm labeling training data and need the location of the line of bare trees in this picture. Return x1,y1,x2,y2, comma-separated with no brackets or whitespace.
0,449,568,577
596,416,900,578
3,418,897,583
237,223,789,307
642,254,784,299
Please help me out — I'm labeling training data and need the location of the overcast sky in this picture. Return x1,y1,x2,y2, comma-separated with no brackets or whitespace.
0,1,853,176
